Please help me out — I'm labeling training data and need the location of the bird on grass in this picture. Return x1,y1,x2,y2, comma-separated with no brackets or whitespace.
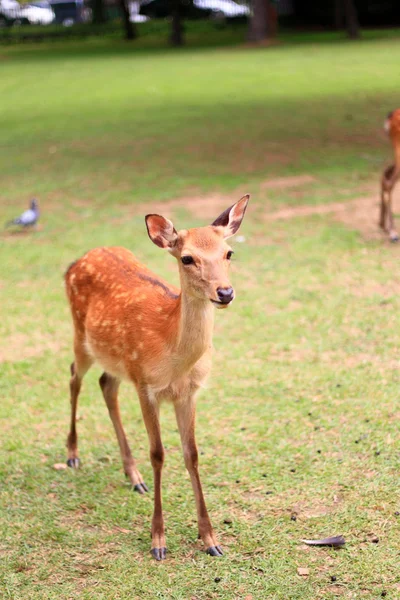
5,199,40,228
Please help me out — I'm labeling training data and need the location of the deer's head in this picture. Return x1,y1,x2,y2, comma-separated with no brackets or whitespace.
146,195,249,309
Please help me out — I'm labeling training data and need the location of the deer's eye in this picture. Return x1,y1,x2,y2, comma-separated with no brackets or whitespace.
181,256,194,265
226,251,234,260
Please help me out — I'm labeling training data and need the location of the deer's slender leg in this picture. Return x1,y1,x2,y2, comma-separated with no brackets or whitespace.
387,169,400,242
137,387,166,560
99,373,148,493
174,394,222,557
379,179,388,231
387,190,399,242
67,338,93,468
380,164,399,241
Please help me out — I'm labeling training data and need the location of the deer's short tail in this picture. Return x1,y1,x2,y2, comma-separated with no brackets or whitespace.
384,111,394,134
383,109,400,135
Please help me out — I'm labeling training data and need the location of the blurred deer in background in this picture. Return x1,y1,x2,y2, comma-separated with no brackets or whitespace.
64,195,249,560
380,109,400,242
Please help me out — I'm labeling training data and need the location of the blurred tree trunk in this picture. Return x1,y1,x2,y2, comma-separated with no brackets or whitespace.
170,0,184,46
248,0,277,43
266,0,278,38
92,0,106,23
343,0,360,38
119,0,137,40
248,0,267,42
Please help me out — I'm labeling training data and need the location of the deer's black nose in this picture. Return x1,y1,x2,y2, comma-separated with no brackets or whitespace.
217,287,234,304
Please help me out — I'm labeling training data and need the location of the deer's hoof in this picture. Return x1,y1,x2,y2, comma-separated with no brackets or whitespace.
390,233,399,243
151,547,167,561
134,482,149,494
66,458,80,468
206,545,224,557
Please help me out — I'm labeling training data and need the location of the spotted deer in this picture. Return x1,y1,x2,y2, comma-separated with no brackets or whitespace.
64,195,249,560
380,109,400,242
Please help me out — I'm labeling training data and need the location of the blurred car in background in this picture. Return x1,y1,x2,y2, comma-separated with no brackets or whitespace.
139,0,249,21
129,1,149,22
0,0,54,25
21,1,55,24
0,0,26,25
193,0,249,19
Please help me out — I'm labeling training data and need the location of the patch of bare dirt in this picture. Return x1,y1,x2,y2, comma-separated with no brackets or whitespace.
322,352,400,370
0,331,64,363
269,347,313,364
318,585,347,597
349,281,400,298
267,346,400,370
136,174,317,220
133,175,389,243
264,194,395,242
260,175,316,190
59,511,98,531
290,499,339,520
266,201,349,221
136,192,247,220
329,195,383,241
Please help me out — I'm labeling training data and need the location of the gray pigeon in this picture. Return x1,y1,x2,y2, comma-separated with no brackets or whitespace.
6,199,39,228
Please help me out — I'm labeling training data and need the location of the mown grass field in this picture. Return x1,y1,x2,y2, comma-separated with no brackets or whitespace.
1,28,400,599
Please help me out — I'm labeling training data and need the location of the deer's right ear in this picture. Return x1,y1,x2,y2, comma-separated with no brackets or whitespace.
145,214,178,249
211,194,249,238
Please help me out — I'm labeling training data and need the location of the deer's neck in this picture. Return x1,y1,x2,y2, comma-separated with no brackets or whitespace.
174,292,214,367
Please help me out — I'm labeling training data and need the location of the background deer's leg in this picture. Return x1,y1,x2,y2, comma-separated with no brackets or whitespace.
387,169,400,242
67,337,93,468
174,393,223,557
138,387,166,560
99,373,148,493
379,178,388,231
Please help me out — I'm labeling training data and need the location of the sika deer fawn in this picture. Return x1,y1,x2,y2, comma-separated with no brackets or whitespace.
64,195,249,560
380,109,400,242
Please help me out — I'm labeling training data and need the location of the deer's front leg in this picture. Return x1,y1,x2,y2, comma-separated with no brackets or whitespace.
138,387,166,560
386,183,399,242
379,182,387,231
382,165,400,242
174,394,223,557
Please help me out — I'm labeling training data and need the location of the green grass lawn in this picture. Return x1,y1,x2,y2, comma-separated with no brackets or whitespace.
1,29,400,599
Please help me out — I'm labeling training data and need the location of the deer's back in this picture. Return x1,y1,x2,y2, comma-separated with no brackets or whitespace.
65,247,181,382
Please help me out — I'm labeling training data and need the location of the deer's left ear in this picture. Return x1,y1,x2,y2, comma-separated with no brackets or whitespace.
211,194,249,239
145,214,178,249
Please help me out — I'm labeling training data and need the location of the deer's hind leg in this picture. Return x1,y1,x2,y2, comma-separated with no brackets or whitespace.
99,373,148,494
137,387,166,560
67,336,93,468
387,176,400,242
380,177,388,231
380,164,400,242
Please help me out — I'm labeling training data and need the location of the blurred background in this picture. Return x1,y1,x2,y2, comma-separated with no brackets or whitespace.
0,0,400,44
2,2,400,599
